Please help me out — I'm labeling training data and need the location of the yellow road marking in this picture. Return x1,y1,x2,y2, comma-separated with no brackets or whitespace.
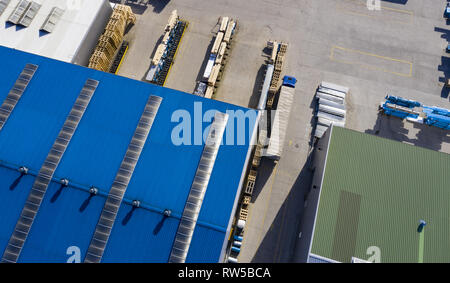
114,44,129,75
330,45,413,77
163,21,189,86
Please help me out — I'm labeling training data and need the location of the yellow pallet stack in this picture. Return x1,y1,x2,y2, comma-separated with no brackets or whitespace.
88,5,136,71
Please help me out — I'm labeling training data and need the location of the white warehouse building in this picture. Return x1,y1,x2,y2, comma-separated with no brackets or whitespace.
0,0,112,65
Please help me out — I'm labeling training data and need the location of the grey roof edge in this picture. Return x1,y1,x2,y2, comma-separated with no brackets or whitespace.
309,253,341,263
306,125,334,261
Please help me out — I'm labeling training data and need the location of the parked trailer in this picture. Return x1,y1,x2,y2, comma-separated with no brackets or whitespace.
257,64,274,110
265,76,296,160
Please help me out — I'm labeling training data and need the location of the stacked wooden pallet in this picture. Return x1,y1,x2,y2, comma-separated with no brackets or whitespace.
314,81,348,139
195,16,237,98
267,42,288,108
88,5,136,71
145,10,188,86
252,144,262,167
244,170,257,196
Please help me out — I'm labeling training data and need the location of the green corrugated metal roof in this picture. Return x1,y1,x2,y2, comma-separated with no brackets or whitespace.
311,126,450,263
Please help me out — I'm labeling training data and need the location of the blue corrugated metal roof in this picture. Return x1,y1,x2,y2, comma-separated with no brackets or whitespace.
0,46,257,262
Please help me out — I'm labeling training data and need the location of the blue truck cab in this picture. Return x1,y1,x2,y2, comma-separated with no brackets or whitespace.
282,76,297,88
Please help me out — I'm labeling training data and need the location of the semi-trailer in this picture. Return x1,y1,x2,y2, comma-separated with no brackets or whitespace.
264,76,297,160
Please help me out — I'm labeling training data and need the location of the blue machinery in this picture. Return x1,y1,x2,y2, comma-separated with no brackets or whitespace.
379,95,450,130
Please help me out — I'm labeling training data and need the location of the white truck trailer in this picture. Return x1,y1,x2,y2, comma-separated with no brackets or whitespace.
264,76,297,161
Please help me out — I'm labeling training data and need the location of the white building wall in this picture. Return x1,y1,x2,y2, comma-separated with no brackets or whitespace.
0,0,112,65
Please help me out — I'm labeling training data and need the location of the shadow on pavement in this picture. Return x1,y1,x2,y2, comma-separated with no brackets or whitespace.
250,152,314,262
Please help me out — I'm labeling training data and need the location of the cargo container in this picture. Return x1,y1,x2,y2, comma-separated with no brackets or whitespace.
257,64,274,110
265,76,296,160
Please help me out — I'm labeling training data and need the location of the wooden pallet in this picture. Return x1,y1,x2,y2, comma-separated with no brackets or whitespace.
278,42,288,56
239,207,249,221
102,30,123,48
252,144,262,168
244,170,257,195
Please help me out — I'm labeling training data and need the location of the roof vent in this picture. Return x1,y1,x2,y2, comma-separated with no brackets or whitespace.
60,178,69,187
132,200,140,208
0,0,11,17
163,209,171,217
40,7,64,33
7,0,29,25
17,1,40,27
7,0,41,27
18,166,28,175
89,186,99,195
